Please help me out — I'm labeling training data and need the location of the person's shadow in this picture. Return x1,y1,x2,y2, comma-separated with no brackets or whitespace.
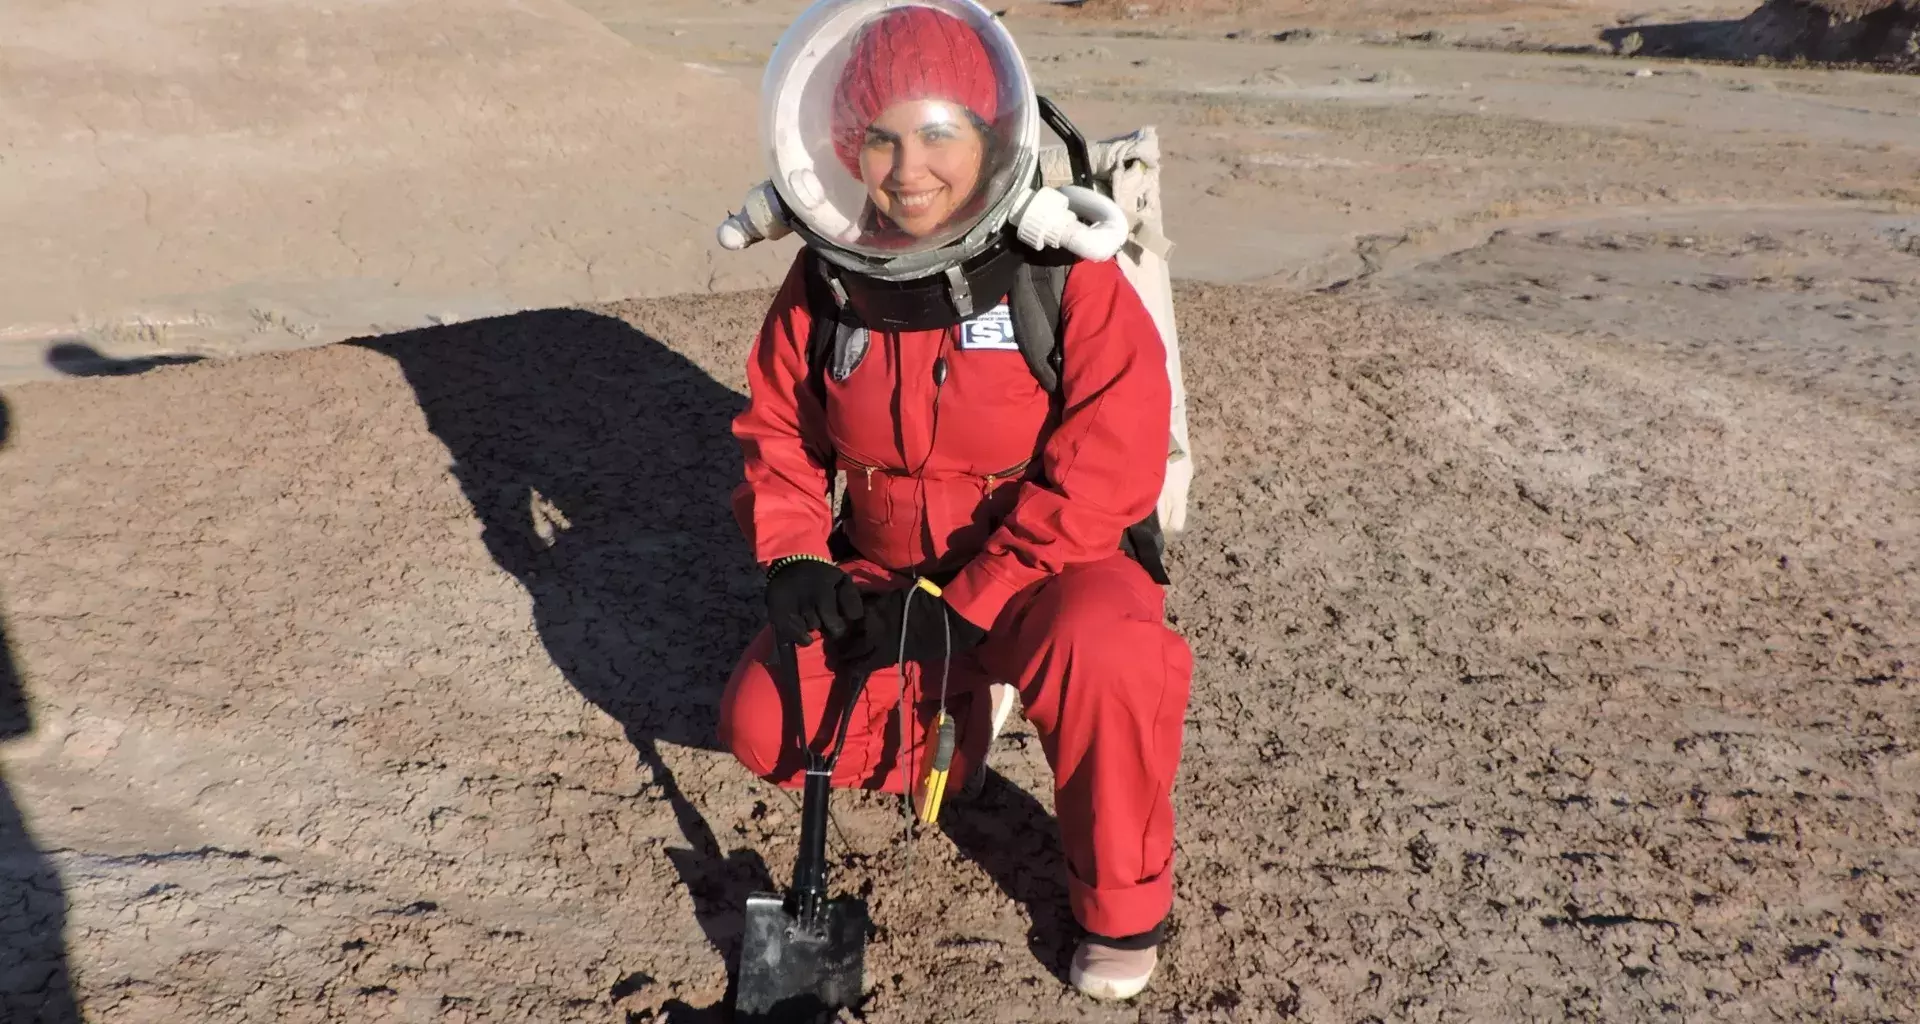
45,341,205,378
940,766,1081,986
360,305,1090,1018
0,396,84,1023
355,307,774,1018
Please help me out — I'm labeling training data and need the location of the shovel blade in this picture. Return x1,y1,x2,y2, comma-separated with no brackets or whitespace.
734,891,871,1021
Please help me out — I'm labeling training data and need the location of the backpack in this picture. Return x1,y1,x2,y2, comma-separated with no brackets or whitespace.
800,126,1192,586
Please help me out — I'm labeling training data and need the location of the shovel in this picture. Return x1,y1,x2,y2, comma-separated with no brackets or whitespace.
733,640,873,1021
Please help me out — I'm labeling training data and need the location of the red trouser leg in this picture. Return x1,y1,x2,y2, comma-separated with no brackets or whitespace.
718,561,994,797
979,552,1193,940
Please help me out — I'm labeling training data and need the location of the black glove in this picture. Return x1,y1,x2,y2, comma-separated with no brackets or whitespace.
832,584,988,673
765,558,864,647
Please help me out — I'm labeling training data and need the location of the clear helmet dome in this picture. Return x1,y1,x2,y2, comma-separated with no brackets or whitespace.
760,0,1039,277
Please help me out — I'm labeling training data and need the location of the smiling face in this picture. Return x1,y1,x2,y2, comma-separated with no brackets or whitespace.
857,99,988,240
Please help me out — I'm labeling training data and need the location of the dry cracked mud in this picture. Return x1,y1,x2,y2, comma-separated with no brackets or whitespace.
1,269,1915,1021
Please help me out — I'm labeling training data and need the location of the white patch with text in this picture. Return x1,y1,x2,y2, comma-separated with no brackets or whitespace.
958,303,1018,351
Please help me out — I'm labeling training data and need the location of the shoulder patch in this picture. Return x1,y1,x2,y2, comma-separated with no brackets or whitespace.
958,303,1018,351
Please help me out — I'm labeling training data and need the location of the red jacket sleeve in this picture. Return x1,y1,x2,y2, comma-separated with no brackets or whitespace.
730,254,836,568
941,258,1172,629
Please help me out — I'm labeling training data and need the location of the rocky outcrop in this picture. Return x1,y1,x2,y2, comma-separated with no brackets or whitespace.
1732,0,1919,67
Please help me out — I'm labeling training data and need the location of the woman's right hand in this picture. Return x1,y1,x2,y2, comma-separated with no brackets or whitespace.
765,557,865,647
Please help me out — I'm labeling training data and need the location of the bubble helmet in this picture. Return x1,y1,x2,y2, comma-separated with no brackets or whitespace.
717,0,1132,328
760,0,1038,283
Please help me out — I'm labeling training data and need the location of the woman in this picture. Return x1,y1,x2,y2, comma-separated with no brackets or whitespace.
718,1,1192,1002
829,8,1002,251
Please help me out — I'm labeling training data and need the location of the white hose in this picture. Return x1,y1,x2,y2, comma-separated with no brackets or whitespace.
1012,184,1129,262
1056,184,1129,261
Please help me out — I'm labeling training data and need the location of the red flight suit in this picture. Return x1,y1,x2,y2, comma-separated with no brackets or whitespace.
718,250,1193,939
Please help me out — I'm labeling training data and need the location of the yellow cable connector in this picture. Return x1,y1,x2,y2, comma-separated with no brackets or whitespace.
917,710,956,825
913,576,943,599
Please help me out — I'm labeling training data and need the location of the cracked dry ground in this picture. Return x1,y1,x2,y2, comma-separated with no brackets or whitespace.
0,281,1915,1023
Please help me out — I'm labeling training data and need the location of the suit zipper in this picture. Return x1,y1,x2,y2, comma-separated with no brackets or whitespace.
840,455,879,490
841,456,1027,489
983,458,1031,491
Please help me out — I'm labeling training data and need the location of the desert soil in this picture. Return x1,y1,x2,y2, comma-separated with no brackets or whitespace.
2,0,1917,1022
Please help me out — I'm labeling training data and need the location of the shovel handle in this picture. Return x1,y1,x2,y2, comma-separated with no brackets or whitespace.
778,640,833,927
792,768,832,926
